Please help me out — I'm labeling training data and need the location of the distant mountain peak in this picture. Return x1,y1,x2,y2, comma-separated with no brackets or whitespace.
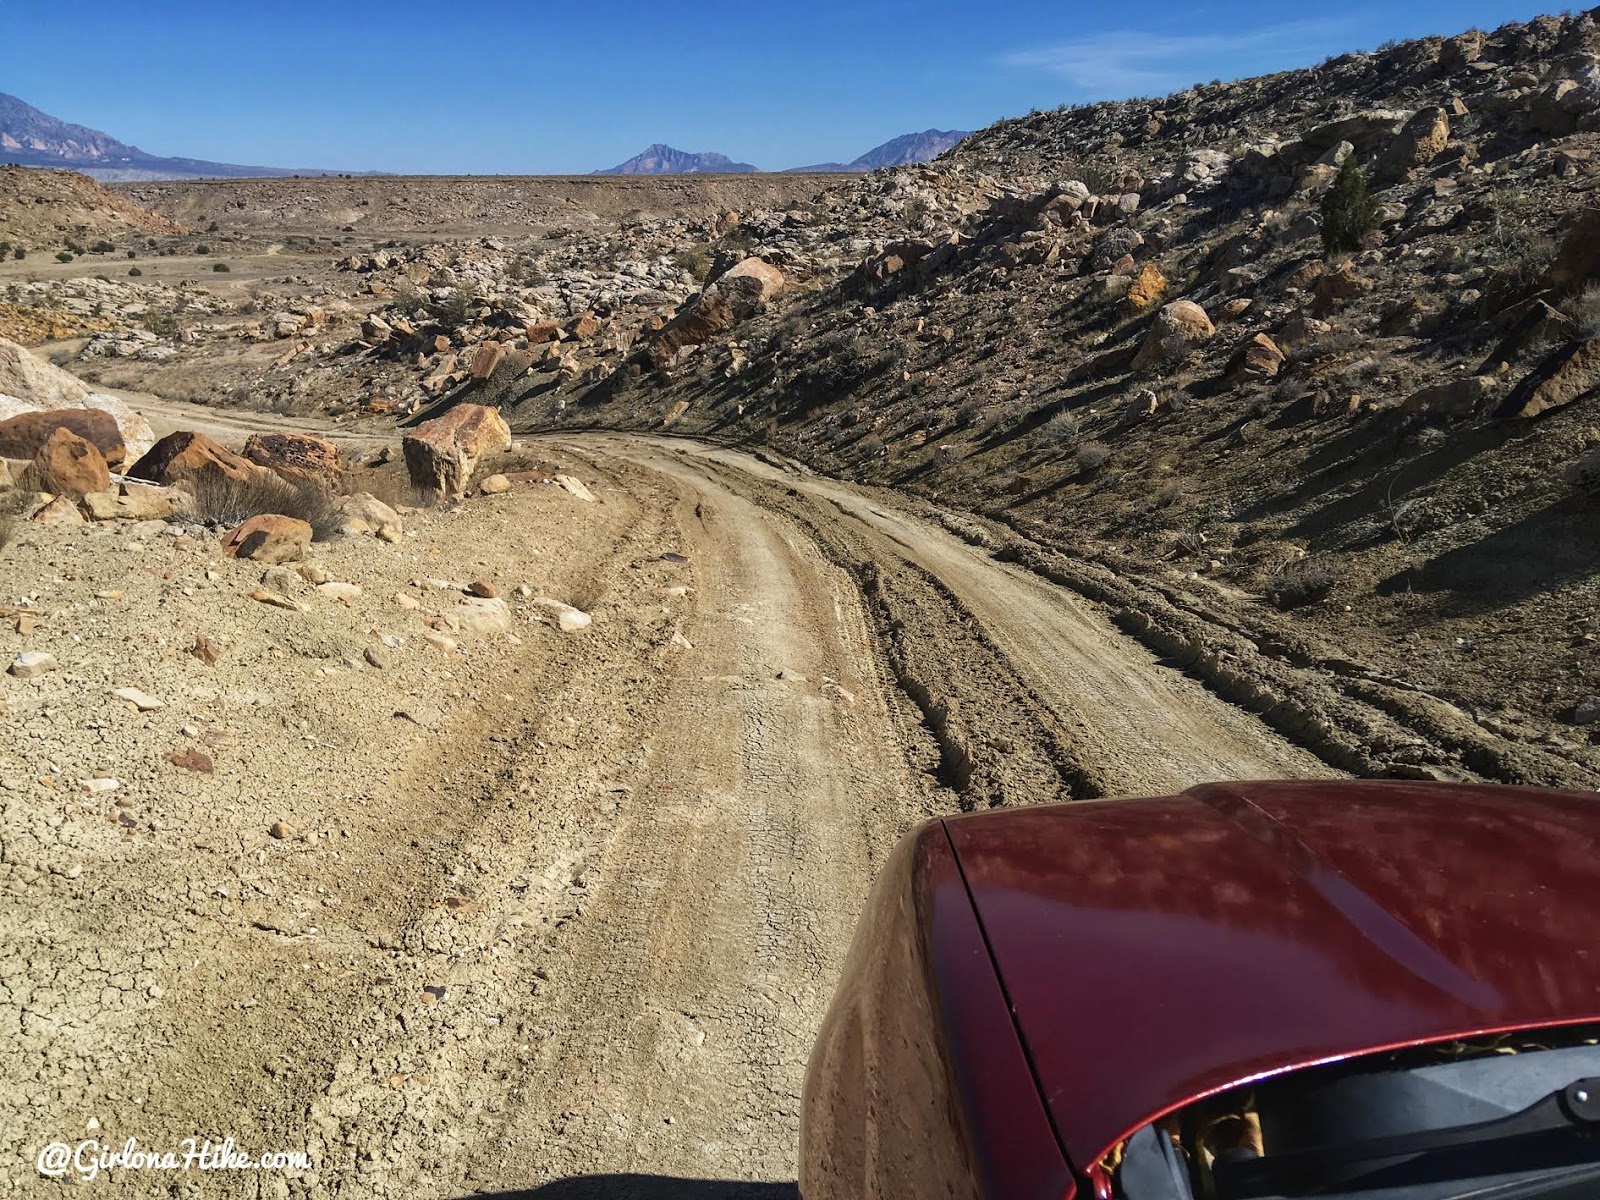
0,90,352,181
595,144,760,175
783,128,973,174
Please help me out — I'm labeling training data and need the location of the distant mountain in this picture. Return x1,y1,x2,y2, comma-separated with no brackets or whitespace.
0,92,351,181
786,129,972,173
595,144,760,175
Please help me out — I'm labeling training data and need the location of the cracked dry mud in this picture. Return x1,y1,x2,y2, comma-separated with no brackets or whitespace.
4,410,1340,1199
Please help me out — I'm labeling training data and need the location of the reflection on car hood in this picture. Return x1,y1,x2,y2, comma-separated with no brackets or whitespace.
943,780,1600,1169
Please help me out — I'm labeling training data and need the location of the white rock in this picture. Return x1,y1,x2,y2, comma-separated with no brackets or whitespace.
456,596,512,634
531,597,592,632
110,687,164,712
555,474,595,502
316,582,363,604
81,777,121,794
7,650,58,678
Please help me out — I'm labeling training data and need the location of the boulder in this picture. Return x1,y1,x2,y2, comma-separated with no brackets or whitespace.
1133,300,1215,370
0,408,126,468
401,403,511,499
650,258,784,365
338,492,404,541
567,312,602,340
479,473,512,495
82,394,156,462
223,514,312,563
242,431,341,486
1493,339,1600,419
1123,263,1168,313
1402,375,1500,418
1313,263,1373,310
1440,29,1484,71
1376,107,1450,181
31,495,86,526
128,430,265,488
1543,208,1600,297
469,341,507,380
455,596,512,634
32,428,110,498
1227,333,1285,382
0,336,91,409
524,319,563,344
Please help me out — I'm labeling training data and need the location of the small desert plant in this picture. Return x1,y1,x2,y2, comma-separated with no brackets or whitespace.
128,266,142,277
12,247,23,260
126,249,136,259
1155,479,1187,507
1267,557,1341,609
89,240,115,254
142,309,179,337
859,434,886,458
194,244,211,255
1563,282,1600,340
0,491,26,553
1034,410,1080,448
1320,158,1378,255
672,246,712,281
212,262,229,272
1076,441,1113,472
438,286,478,327
55,251,74,263
187,471,342,540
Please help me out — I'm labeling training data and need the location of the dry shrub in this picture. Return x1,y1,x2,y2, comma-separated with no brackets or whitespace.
1076,441,1113,471
1155,479,1187,508
188,471,342,540
1268,557,1340,609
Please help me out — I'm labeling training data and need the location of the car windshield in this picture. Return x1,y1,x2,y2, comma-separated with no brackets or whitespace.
1111,1030,1600,1200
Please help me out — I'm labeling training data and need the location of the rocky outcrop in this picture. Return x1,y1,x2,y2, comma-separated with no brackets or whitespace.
650,258,785,366
32,427,110,498
1133,300,1214,371
0,336,90,409
222,514,312,563
0,408,125,467
242,432,341,486
1493,339,1600,419
129,430,265,487
401,404,511,499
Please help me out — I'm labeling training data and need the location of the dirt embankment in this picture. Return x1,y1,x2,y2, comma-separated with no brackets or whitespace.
0,165,185,249
114,174,847,239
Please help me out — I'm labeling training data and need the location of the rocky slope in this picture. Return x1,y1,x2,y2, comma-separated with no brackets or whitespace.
0,166,184,249
514,9,1600,756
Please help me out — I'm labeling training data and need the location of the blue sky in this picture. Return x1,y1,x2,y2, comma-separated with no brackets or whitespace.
1,0,1562,173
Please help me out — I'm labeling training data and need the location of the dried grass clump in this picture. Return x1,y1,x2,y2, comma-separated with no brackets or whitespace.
188,471,342,541
1267,557,1341,609
1076,441,1113,472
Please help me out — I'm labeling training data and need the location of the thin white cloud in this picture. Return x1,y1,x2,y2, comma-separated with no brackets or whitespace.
1002,20,1358,96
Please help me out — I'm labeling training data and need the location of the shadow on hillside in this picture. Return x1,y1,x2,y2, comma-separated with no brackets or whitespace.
1375,496,1596,610
454,1177,798,1200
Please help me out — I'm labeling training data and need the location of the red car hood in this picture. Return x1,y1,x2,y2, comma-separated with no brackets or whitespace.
944,780,1600,1170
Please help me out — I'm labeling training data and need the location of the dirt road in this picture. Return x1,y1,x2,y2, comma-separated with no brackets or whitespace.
2,415,1335,1199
